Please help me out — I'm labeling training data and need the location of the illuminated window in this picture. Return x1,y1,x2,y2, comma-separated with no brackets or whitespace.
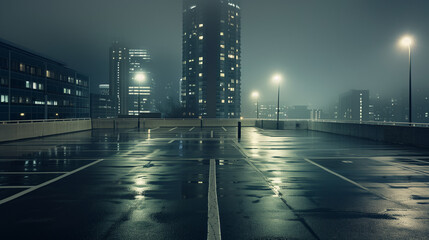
199,24,204,28
220,45,225,49
19,63,25,72
199,36,204,40
220,73,225,77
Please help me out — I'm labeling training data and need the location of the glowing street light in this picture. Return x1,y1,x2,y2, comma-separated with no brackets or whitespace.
400,35,414,123
272,74,282,129
135,72,146,129
251,91,260,119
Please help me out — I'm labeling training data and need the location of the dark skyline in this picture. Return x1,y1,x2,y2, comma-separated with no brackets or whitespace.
1,0,429,117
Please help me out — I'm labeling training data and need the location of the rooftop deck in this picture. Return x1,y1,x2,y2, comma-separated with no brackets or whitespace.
1,127,429,239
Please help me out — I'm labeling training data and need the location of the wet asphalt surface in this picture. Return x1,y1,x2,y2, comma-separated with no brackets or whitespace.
1,127,429,239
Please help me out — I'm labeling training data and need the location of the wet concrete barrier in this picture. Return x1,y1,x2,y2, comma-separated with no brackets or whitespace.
256,119,429,148
307,121,429,149
255,120,308,130
0,119,91,142
92,118,256,129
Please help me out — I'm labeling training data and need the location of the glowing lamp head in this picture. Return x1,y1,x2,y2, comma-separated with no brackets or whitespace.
135,73,146,82
400,36,413,47
251,91,259,99
273,74,282,84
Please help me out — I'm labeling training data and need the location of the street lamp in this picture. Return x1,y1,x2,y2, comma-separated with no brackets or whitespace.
400,36,414,123
272,74,282,129
251,91,260,119
135,72,146,130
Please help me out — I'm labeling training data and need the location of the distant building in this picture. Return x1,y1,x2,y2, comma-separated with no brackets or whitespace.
90,84,114,118
259,104,286,119
182,0,241,118
109,42,155,116
338,90,369,121
286,105,311,119
0,39,90,121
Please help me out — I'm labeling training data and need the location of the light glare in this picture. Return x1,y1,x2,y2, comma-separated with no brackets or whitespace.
272,74,282,84
400,36,413,47
135,72,146,82
251,91,259,99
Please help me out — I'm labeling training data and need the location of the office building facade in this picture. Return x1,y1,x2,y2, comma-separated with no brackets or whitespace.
90,84,115,119
0,39,89,121
109,42,154,116
182,0,241,118
338,90,369,122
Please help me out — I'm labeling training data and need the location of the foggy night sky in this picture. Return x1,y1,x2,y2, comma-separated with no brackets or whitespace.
1,0,429,117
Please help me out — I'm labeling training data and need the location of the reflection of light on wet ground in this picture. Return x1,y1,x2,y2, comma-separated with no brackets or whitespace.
133,176,148,199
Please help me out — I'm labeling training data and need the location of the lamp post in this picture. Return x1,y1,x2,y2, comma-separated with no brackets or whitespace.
252,91,260,119
400,36,414,124
273,74,282,129
135,72,146,130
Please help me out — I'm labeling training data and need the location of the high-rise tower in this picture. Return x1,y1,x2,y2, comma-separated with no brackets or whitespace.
109,42,154,116
182,0,241,118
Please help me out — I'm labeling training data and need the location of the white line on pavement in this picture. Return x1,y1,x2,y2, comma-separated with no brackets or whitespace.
189,127,195,132
168,140,175,144
0,172,68,175
302,158,407,207
222,127,227,132
211,130,214,138
150,127,160,131
168,127,178,132
207,159,221,240
0,186,33,189
0,158,104,206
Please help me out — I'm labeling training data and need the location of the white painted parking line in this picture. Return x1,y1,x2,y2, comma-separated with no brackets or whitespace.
211,130,214,138
189,127,195,132
0,186,33,189
168,140,175,144
370,157,429,177
207,159,221,240
168,127,178,132
222,127,227,132
150,127,160,131
0,158,104,206
0,172,68,175
303,158,408,207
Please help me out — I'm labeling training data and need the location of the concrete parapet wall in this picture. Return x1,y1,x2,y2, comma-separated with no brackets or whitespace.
92,118,256,129
255,120,308,130
308,121,429,148
0,119,92,142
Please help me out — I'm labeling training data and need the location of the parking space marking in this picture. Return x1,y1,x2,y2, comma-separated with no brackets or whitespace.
150,127,160,131
207,159,221,240
168,140,175,144
189,127,195,132
303,158,409,208
0,172,68,175
211,130,214,138
0,158,104,206
232,140,321,240
168,127,178,132
0,186,33,189
221,127,227,132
